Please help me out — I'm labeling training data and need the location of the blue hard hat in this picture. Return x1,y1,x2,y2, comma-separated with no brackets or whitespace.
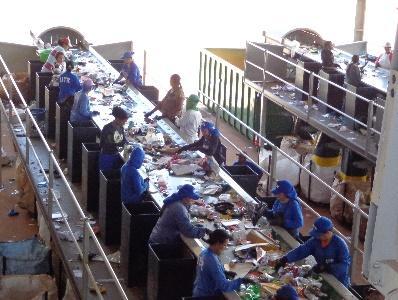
275,284,299,300
309,216,334,238
201,121,214,131
272,180,294,195
178,184,200,200
121,51,134,59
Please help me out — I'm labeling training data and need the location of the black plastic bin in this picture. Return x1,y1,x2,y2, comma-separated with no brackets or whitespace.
28,60,43,102
121,202,160,287
99,169,122,245
67,121,98,183
138,85,159,104
222,165,261,197
318,69,345,113
147,243,196,300
344,84,376,129
35,72,52,108
55,103,69,160
44,86,59,139
295,59,321,101
82,143,101,212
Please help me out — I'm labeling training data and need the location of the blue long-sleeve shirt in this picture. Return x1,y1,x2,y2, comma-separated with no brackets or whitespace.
121,62,142,88
58,71,81,102
149,201,206,244
121,147,148,205
70,91,92,124
285,235,350,286
193,248,242,297
233,160,263,177
266,198,303,234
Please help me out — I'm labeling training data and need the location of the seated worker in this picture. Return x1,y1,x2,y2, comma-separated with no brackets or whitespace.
149,184,208,245
144,74,185,121
321,41,340,70
272,284,299,300
263,180,303,239
41,37,72,73
233,151,263,178
175,94,202,143
70,78,98,126
99,106,129,171
114,51,142,88
346,55,362,87
375,42,393,69
58,60,81,108
121,145,149,206
274,216,350,287
177,121,222,163
193,229,253,297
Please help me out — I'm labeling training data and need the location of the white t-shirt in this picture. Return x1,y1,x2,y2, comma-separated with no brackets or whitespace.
176,110,202,143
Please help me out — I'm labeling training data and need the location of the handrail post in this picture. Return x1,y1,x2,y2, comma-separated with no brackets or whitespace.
307,72,314,120
215,103,221,128
25,110,30,163
48,151,54,216
82,218,90,300
268,146,277,192
365,100,374,153
350,191,362,280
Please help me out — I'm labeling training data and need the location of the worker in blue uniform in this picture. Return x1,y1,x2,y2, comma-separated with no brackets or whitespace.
177,121,224,164
149,184,208,244
272,284,299,300
193,229,253,297
70,78,98,126
114,51,142,88
121,145,149,206
233,151,263,178
99,106,129,171
264,180,303,239
58,60,81,108
274,216,351,287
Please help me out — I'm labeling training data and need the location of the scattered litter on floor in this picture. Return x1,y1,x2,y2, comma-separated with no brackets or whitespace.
8,209,19,217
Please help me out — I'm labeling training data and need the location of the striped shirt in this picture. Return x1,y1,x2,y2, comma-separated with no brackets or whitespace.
41,46,65,73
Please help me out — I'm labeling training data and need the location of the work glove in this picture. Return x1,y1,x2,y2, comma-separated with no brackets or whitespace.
224,271,237,280
144,112,151,118
91,110,100,116
154,115,164,121
241,277,256,285
274,256,288,271
144,177,150,183
113,79,120,84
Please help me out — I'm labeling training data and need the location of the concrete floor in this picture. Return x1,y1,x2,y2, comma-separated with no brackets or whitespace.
0,118,38,242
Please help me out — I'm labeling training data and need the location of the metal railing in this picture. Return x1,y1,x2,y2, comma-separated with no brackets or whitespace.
0,54,128,299
245,41,382,156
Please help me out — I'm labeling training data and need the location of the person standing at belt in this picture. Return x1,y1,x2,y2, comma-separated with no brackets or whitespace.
41,37,72,73
58,60,81,109
177,121,222,162
375,42,393,69
121,145,149,206
70,78,98,126
193,229,253,297
274,216,351,287
114,51,142,88
99,106,129,172
149,184,208,245
263,180,303,239
175,94,202,143
144,74,185,121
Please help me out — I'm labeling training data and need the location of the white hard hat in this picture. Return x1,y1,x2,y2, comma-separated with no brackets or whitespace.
385,42,392,48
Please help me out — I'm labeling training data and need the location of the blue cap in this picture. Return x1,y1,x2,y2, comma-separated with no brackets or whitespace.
309,216,333,238
201,121,215,131
121,51,134,59
178,184,200,200
272,180,294,195
275,284,299,300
